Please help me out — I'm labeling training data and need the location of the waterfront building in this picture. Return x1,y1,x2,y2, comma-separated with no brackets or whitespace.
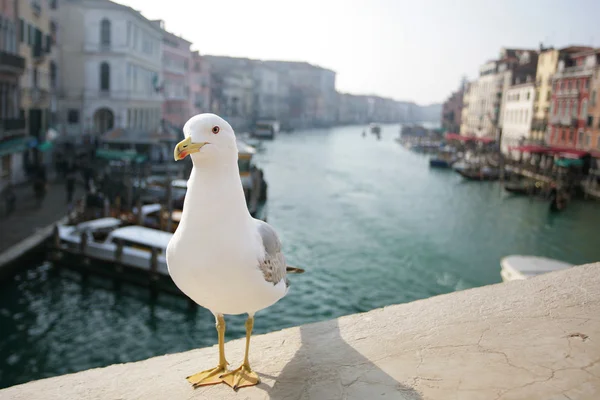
0,0,26,190
442,80,466,133
531,46,592,144
462,48,537,140
55,0,163,136
18,0,53,167
500,81,535,152
587,59,600,152
155,21,192,130
548,48,599,150
189,51,210,116
264,60,337,129
459,82,472,135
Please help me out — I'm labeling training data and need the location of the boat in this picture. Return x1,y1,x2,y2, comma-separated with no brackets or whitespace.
429,147,458,168
56,218,172,275
369,123,381,135
136,139,268,223
238,132,264,150
504,180,530,195
455,165,500,181
252,120,279,140
500,255,574,282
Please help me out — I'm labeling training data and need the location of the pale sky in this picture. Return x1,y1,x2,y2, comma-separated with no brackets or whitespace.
115,0,600,105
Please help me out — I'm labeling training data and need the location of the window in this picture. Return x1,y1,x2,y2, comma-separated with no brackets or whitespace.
526,91,530,100
19,19,24,43
33,67,38,88
568,130,574,142
100,62,110,91
585,134,591,148
585,79,590,90
67,109,79,123
577,131,584,146
581,99,588,119
100,19,111,46
571,101,577,118
49,0,58,9
50,61,57,88
547,90,551,101
45,34,51,53
588,116,593,127
568,81,572,90
593,91,597,107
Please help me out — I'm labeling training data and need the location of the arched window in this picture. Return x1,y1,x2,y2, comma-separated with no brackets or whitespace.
100,62,110,91
580,99,588,119
100,19,111,46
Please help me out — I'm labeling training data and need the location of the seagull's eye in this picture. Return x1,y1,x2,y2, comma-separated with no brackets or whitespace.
212,126,220,134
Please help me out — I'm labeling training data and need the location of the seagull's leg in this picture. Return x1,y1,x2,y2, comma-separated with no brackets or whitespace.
186,314,229,387
220,314,260,390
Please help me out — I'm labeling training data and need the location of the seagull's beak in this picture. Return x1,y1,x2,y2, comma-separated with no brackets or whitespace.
174,137,208,161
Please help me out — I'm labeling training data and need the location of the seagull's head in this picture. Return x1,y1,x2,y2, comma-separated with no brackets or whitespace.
174,113,237,164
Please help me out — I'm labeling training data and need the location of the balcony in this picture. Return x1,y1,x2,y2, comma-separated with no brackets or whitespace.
550,115,578,127
0,51,26,74
556,64,593,79
23,88,50,105
0,117,27,140
556,88,579,97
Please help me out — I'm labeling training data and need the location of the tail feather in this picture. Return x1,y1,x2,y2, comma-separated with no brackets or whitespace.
286,266,305,274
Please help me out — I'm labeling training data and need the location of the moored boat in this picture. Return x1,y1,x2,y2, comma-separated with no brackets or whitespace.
500,255,574,282
455,165,500,181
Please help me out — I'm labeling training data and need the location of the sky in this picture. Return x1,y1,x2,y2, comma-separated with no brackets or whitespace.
115,0,600,105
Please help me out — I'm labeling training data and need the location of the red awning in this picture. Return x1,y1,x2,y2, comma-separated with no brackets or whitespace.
547,146,590,158
445,133,474,142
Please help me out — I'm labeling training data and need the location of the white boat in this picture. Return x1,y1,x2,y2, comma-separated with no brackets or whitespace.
57,218,173,274
500,255,574,282
253,120,279,140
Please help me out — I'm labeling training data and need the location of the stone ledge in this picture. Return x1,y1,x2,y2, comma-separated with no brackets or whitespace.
2,263,599,400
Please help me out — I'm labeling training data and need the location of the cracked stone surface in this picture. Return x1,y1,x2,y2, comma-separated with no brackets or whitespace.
1,263,599,400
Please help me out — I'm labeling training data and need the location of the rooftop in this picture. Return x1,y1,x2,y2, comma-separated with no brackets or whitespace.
2,263,598,399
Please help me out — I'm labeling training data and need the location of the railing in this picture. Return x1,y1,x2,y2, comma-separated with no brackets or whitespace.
556,88,579,97
0,51,26,73
556,64,593,78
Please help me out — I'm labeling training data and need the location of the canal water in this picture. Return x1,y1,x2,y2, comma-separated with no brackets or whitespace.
1,124,599,389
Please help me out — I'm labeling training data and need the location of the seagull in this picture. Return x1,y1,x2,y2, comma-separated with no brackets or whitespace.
167,113,304,391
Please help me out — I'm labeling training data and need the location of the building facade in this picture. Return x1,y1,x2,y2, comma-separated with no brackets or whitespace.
441,83,465,133
252,63,280,121
500,82,535,152
57,0,163,136
461,60,500,137
189,51,210,116
548,49,598,150
157,23,191,129
19,0,53,160
0,0,26,189
587,62,600,152
531,46,592,143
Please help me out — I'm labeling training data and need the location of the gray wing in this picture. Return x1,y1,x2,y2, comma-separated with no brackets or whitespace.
256,220,288,287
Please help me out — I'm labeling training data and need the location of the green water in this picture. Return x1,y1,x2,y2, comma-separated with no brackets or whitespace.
1,124,599,389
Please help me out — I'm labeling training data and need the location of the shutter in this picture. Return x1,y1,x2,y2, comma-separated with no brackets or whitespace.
20,19,24,43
